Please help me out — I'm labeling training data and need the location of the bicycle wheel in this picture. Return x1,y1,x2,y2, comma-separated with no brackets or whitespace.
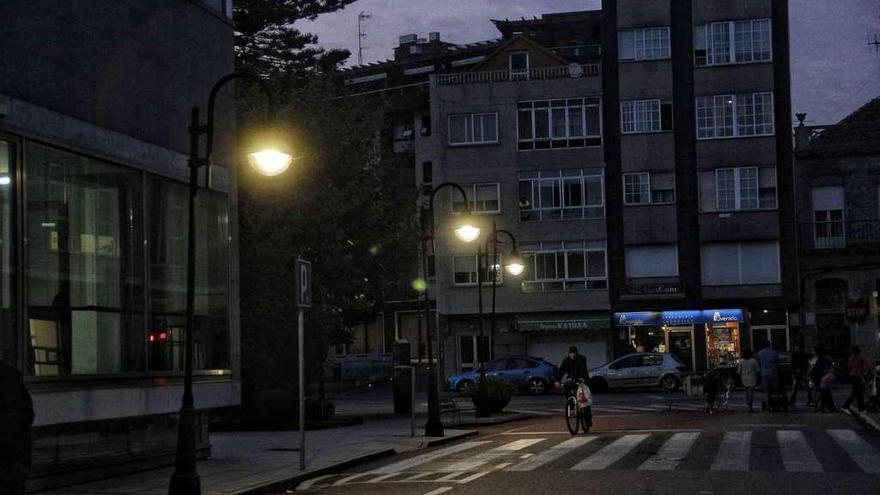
579,406,592,433
565,396,579,435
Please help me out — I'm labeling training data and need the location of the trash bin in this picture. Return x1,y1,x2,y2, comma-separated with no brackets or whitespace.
393,365,413,415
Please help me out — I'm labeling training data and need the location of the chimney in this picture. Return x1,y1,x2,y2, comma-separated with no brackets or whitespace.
794,112,810,151
398,34,418,46
429,32,440,42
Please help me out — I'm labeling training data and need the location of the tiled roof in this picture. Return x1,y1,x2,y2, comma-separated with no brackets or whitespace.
809,97,880,150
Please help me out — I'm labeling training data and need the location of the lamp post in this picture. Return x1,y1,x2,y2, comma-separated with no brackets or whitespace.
420,183,481,437
169,72,291,495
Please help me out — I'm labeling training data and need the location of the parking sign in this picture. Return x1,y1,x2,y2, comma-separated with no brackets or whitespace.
296,257,312,308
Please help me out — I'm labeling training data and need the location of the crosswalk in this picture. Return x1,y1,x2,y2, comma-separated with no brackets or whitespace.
510,402,749,416
297,429,880,491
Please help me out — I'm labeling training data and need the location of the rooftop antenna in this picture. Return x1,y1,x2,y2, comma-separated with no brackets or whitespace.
869,33,880,53
358,12,372,65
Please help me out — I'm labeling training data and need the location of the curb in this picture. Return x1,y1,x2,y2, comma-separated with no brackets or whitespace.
421,429,480,448
234,448,397,495
857,410,880,434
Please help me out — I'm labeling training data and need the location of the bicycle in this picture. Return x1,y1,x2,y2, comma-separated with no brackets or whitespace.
561,379,592,435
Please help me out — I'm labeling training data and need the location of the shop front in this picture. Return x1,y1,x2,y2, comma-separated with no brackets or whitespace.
613,309,745,372
518,314,612,369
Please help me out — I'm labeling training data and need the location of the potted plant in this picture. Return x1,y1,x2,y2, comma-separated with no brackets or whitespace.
471,377,516,417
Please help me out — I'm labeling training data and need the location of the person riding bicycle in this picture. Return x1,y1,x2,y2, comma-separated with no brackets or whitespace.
554,346,590,397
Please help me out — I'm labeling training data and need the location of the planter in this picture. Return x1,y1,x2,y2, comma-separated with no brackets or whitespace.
471,378,516,417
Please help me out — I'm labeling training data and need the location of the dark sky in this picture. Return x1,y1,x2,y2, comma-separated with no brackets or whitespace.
304,0,880,124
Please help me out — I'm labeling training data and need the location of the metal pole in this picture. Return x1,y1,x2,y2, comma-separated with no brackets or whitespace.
298,307,306,471
410,366,415,437
421,208,443,436
477,245,487,402
489,221,497,361
169,107,202,495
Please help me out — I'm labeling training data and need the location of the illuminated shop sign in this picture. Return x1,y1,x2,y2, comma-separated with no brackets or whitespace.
613,309,744,327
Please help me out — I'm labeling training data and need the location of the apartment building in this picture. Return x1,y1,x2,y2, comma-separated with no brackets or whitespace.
0,0,238,489
341,2,795,382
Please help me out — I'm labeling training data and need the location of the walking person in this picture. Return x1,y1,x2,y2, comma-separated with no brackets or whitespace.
757,342,781,411
818,363,838,413
0,360,35,495
842,346,871,412
789,344,808,406
809,348,830,411
737,350,760,412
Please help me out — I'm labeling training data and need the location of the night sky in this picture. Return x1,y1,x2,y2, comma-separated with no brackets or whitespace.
304,0,880,125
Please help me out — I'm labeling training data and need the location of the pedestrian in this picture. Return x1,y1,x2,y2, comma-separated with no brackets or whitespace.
0,360,34,495
842,346,871,412
757,342,781,410
818,363,838,413
808,348,830,411
704,369,720,415
737,349,760,412
789,344,808,406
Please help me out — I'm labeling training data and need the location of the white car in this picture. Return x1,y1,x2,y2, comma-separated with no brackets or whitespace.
588,353,687,393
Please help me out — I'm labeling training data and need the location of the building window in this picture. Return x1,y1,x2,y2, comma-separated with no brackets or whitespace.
625,245,679,278
696,93,774,139
452,254,502,286
812,186,845,248
0,141,15,365
517,98,601,150
694,19,771,66
451,183,500,214
521,241,607,292
519,169,604,221
623,172,675,205
619,27,671,61
509,51,529,80
621,100,673,134
701,242,780,286
421,161,433,184
700,167,775,212
448,113,498,145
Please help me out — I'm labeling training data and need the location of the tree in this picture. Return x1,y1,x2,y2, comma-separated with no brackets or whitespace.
234,0,356,76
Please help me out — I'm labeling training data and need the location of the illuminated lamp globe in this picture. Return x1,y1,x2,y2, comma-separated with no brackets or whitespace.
248,148,293,176
453,212,482,243
504,251,526,276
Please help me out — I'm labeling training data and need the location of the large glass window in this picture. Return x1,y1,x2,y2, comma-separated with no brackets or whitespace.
521,241,607,292
696,92,774,139
0,141,16,365
517,98,601,150
451,183,500,214
701,242,780,286
621,100,672,134
694,19,771,66
519,169,604,221
448,113,498,145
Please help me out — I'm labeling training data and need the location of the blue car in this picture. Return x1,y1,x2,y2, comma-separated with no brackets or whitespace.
447,356,558,396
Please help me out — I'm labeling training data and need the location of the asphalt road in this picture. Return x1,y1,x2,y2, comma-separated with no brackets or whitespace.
292,392,880,495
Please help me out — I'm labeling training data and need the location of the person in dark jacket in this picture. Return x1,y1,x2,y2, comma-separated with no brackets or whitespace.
554,346,590,398
0,360,34,495
789,344,809,406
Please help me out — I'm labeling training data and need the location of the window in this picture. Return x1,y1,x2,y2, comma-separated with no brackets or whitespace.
625,245,679,278
694,19,771,66
452,254,502,286
519,169,604,221
448,113,498,145
621,100,673,134
451,183,500,214
610,355,640,370
521,241,607,292
623,172,675,205
701,167,775,212
696,93,774,139
509,51,529,80
812,186,845,248
422,161,433,184
619,27,671,61
701,242,780,286
0,142,15,365
517,98,601,150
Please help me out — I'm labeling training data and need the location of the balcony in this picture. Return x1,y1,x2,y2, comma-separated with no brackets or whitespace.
437,63,600,85
799,220,880,252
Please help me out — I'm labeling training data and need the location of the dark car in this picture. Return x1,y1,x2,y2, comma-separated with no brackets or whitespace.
447,356,557,396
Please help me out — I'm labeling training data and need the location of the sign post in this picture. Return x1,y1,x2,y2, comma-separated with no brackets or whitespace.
295,257,312,471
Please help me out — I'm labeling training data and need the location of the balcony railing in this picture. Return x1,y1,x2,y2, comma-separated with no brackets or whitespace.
799,220,880,251
437,63,600,85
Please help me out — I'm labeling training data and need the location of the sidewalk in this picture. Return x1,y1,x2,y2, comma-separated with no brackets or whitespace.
41,417,477,495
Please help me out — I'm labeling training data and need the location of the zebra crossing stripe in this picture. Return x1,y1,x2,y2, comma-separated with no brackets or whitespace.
371,441,492,474
571,434,650,470
827,429,880,474
639,432,701,471
777,430,822,472
506,436,597,472
711,431,751,471
295,474,334,491
441,438,545,472
332,473,371,486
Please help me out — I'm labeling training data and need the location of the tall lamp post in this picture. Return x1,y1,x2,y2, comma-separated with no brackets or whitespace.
420,183,481,437
169,72,292,495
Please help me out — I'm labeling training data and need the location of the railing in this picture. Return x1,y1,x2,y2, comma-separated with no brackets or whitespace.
799,220,880,251
437,63,600,85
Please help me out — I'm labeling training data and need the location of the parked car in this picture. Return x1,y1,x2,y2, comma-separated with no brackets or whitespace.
447,356,557,396
588,353,687,393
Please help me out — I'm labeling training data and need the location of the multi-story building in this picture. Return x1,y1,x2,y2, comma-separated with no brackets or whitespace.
0,0,238,489
341,2,795,383
794,98,880,360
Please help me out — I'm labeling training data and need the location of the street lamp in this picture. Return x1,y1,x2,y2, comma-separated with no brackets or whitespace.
169,71,290,495
420,182,480,437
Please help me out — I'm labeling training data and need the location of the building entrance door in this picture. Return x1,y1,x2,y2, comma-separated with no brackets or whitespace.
458,334,490,371
666,328,695,371
815,313,850,359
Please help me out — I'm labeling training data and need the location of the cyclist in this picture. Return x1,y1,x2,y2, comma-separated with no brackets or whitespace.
554,346,591,398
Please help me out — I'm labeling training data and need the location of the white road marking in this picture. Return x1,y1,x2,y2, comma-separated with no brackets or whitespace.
371,441,492,474
827,429,880,474
423,487,453,495
639,432,701,471
777,430,822,472
436,472,467,481
495,462,512,469
366,473,398,483
571,434,650,470
295,474,334,491
507,436,596,471
501,431,571,435
404,472,436,481
711,431,751,471
440,438,545,472
455,471,491,483
331,473,371,486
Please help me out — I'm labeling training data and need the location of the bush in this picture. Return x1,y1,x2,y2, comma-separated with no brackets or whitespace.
471,377,517,417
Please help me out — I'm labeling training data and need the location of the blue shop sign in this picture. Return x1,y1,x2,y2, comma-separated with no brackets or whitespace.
613,309,744,327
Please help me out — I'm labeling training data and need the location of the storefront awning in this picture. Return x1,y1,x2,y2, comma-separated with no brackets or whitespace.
613,309,744,327
518,317,609,332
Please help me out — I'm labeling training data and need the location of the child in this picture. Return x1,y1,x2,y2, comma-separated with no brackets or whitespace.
704,370,720,414
818,365,838,413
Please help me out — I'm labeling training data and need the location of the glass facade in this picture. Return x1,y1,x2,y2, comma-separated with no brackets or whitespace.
19,140,230,376
0,141,16,365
